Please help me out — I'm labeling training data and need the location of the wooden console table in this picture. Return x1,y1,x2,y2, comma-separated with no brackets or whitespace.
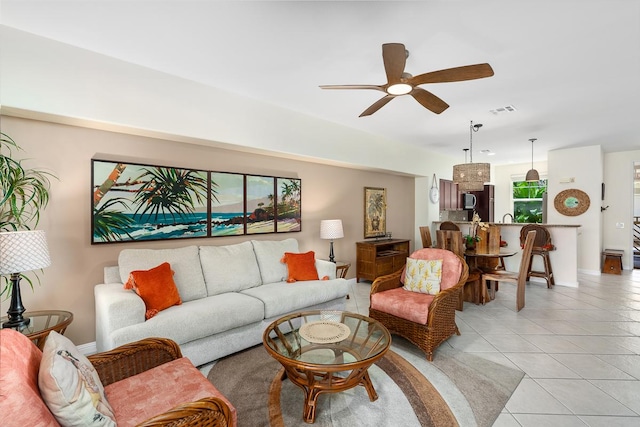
356,239,410,282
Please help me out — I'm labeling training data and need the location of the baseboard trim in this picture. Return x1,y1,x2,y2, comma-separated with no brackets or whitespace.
77,341,97,356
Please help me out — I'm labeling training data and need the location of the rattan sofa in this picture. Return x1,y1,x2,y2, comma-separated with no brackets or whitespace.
369,248,469,361
0,329,236,426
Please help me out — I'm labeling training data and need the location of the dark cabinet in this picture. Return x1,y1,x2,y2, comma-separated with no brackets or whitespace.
439,179,461,211
466,185,495,222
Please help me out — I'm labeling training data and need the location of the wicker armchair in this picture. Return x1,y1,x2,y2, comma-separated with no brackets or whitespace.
0,328,235,427
88,338,235,426
369,248,469,361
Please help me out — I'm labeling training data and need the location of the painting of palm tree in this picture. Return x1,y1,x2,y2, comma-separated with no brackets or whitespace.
276,178,301,232
92,161,301,243
92,160,209,243
364,187,386,238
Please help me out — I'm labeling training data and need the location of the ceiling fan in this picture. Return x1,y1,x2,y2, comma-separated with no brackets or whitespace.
320,43,494,117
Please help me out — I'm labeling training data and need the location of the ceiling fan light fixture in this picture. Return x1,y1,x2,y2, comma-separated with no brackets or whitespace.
453,121,491,192
526,138,540,182
387,83,412,95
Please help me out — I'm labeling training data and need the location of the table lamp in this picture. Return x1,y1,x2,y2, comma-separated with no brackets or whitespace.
320,219,344,263
0,230,51,329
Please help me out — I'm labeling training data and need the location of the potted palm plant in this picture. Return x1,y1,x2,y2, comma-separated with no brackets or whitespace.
0,132,54,298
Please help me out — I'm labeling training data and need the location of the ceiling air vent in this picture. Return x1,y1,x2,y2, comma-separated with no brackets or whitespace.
489,105,517,115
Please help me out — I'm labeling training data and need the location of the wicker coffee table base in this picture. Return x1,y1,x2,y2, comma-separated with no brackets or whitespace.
279,362,379,423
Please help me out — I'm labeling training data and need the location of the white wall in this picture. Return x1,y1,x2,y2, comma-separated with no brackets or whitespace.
547,145,603,274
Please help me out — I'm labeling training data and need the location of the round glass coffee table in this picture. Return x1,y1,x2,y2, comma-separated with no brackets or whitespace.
263,310,390,423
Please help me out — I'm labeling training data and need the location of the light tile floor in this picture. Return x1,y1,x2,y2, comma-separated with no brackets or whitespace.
345,269,640,427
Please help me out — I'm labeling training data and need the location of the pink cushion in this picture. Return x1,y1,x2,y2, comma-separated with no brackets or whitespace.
0,329,60,426
105,357,237,427
400,248,463,291
371,287,435,324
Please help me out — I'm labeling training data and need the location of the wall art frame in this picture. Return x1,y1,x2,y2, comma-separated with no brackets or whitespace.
553,188,590,216
364,186,387,238
91,159,301,244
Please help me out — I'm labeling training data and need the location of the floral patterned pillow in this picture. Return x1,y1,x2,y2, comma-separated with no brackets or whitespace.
403,258,443,295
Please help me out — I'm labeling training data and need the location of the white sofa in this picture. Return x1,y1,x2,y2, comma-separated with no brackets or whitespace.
94,238,349,367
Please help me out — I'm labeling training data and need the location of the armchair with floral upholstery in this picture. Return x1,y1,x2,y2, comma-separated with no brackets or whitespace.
368,248,469,361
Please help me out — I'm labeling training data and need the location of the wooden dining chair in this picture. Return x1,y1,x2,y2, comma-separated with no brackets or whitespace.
439,221,460,231
436,230,482,308
419,226,432,248
481,230,536,311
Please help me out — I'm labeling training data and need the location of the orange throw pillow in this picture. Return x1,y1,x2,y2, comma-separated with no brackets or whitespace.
281,251,321,282
124,262,182,320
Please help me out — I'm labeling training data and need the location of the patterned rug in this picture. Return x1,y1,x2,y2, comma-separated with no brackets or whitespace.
207,340,524,426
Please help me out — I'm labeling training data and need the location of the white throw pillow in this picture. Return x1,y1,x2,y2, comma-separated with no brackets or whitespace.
251,238,299,284
118,245,207,302
200,241,262,295
403,258,443,295
39,331,116,427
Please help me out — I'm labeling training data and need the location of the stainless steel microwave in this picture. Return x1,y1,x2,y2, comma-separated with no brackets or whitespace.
463,193,477,210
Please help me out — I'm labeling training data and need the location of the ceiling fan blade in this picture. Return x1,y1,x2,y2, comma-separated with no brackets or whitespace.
319,84,385,92
382,43,407,85
359,95,395,117
410,63,494,85
410,88,449,114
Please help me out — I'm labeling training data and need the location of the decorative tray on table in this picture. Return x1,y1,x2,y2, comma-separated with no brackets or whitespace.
299,321,351,344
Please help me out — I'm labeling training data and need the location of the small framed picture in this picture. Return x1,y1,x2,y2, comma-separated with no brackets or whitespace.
364,187,386,238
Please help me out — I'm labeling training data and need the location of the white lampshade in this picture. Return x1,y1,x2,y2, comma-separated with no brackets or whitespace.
0,230,51,274
320,220,344,240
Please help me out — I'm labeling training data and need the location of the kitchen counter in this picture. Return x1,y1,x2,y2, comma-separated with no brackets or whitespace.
433,222,580,287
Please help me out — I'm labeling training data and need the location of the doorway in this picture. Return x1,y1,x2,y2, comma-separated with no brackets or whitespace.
634,162,639,269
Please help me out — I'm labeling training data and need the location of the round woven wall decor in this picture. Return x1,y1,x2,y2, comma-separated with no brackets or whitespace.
554,188,590,216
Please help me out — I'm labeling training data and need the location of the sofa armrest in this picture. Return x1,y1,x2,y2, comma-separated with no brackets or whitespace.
137,397,234,427
94,283,146,352
88,337,182,386
315,259,337,279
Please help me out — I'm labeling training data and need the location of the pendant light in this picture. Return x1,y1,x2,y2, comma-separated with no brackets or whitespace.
453,120,490,192
525,138,540,182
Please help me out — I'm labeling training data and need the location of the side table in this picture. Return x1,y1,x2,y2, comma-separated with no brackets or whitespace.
1,310,73,350
334,260,351,279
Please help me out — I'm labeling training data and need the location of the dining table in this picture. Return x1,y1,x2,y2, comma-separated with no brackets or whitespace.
464,249,518,303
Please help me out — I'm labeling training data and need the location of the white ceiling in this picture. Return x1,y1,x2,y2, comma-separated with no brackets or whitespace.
2,0,639,165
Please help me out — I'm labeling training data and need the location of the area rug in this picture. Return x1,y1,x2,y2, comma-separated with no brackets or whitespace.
207,340,523,427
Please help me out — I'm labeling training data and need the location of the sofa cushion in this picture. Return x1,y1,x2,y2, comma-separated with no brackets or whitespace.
241,279,349,318
0,329,60,426
110,293,265,348
370,287,434,325
104,357,237,427
39,331,116,426
281,251,320,282
118,246,207,302
124,262,182,319
251,238,299,284
200,241,262,295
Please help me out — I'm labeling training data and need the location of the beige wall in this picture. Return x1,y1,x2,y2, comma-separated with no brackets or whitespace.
1,116,416,345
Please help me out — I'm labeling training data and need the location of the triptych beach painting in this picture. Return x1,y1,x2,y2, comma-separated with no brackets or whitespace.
91,160,301,243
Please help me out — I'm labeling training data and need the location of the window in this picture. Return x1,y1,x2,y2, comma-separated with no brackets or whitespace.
513,179,547,223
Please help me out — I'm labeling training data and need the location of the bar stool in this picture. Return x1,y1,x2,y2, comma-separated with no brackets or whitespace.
520,224,555,288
